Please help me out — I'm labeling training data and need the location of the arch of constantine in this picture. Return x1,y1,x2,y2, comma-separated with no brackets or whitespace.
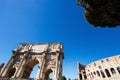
0,42,64,80
78,55,120,80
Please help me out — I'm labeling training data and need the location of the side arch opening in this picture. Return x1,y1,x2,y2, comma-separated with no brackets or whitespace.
44,69,53,80
21,59,39,79
105,69,111,77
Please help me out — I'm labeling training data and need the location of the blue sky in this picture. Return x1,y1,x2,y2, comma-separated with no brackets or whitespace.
0,0,120,79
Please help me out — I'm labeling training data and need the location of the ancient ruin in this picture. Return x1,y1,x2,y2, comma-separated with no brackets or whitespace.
78,55,120,80
0,42,64,80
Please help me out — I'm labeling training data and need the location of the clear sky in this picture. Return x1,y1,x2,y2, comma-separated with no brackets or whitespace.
0,0,120,79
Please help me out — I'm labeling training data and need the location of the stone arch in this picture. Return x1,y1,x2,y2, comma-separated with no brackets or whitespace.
6,67,16,78
105,69,111,77
117,66,120,74
93,71,96,75
110,68,116,75
100,70,105,78
44,68,54,80
96,71,100,76
21,58,39,79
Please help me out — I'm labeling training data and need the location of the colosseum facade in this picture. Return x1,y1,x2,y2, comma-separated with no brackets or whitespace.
78,55,120,80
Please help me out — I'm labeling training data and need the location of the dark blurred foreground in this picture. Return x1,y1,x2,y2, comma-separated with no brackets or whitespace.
77,0,120,27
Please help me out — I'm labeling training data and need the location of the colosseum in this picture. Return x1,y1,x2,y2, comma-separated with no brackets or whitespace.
78,55,120,80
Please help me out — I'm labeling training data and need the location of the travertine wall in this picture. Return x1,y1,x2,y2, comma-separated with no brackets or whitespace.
0,42,64,80
78,55,120,80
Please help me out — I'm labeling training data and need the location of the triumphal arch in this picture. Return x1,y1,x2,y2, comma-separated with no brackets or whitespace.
0,42,64,80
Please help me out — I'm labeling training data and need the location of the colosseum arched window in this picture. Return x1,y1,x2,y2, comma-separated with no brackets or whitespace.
98,65,102,69
89,73,92,79
91,73,94,79
105,69,111,77
100,70,105,78
94,63,96,66
110,68,116,75
93,71,96,75
101,60,104,63
96,71,100,76
106,59,109,61
117,66,120,74
88,74,91,78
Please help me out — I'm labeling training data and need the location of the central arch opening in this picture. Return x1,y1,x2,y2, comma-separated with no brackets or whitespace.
49,72,53,80
45,69,53,80
21,59,39,79
30,64,39,78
